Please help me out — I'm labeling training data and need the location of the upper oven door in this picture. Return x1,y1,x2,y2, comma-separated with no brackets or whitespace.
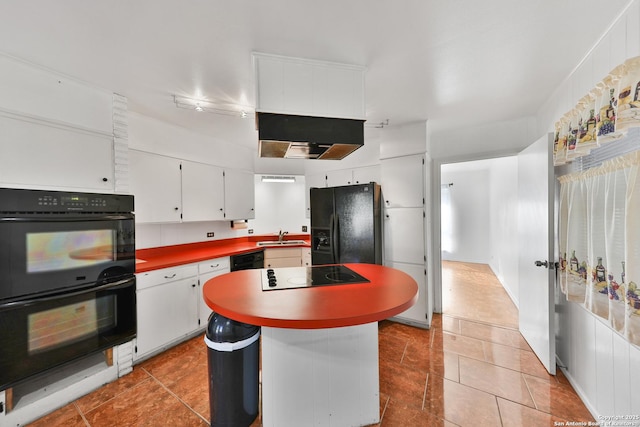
0,214,135,301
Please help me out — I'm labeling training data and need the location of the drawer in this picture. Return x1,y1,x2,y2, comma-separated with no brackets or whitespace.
264,247,302,259
265,257,302,268
198,257,230,275
136,264,198,290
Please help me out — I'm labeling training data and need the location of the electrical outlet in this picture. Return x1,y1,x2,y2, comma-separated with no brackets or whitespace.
302,225,308,232
206,232,214,238
248,229,254,234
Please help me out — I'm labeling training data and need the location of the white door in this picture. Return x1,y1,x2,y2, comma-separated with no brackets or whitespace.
517,133,556,375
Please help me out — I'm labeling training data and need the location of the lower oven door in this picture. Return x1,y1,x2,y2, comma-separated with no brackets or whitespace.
0,276,136,390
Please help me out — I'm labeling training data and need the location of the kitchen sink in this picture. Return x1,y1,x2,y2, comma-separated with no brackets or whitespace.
256,240,307,247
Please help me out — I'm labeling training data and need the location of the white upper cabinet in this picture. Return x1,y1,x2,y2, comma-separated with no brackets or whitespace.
0,55,115,192
0,116,114,192
129,150,182,223
381,155,424,208
181,160,225,222
326,169,355,187
130,150,255,223
253,53,365,120
352,165,381,185
224,169,255,220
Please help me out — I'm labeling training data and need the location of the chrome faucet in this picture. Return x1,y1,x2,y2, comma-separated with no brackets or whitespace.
278,230,289,242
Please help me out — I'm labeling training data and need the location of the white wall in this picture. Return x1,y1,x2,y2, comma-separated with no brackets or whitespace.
440,163,491,264
488,156,519,302
536,0,640,418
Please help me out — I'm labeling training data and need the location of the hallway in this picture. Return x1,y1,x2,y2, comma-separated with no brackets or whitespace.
26,261,593,426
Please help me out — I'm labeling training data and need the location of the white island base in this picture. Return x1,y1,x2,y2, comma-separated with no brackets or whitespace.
261,322,380,427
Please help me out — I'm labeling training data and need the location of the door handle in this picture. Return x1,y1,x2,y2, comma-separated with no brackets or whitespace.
534,260,549,268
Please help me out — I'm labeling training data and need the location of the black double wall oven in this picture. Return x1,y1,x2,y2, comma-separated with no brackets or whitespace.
0,188,136,390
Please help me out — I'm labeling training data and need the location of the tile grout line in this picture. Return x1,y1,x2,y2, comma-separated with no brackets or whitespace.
74,373,155,424
421,372,429,411
142,366,210,425
73,401,92,427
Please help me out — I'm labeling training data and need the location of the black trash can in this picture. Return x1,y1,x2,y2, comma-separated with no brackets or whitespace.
205,311,260,427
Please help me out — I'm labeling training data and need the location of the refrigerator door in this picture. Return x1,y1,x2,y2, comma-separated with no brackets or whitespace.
310,187,336,265
334,183,379,264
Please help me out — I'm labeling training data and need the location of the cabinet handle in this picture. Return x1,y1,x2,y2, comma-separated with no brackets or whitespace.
102,177,108,182
385,200,390,204
385,214,390,218
219,208,223,211
192,284,196,288
174,207,179,211
210,264,219,268
164,273,177,279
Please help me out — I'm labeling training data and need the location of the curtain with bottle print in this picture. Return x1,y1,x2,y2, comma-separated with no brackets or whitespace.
558,151,640,346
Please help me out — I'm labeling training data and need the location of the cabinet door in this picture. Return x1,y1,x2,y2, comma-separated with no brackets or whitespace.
302,248,312,267
129,150,182,223
384,207,425,265
181,160,225,222
381,155,424,208
264,248,302,268
326,169,353,187
198,258,230,327
353,165,381,185
305,172,327,218
224,169,255,220
135,276,199,359
0,116,113,192
387,261,427,327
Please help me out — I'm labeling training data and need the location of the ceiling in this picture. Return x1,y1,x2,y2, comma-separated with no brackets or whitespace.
0,1,632,155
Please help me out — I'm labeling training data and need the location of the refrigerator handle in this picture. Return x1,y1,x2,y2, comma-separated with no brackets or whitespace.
332,213,339,263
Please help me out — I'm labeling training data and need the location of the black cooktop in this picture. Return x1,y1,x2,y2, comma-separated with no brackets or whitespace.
261,265,370,291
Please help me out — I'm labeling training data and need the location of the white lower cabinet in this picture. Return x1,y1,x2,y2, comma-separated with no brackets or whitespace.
135,265,199,361
386,261,427,325
264,247,303,268
135,258,231,361
197,257,231,327
302,248,312,266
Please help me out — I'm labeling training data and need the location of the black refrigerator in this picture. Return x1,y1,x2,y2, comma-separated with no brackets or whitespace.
310,182,383,265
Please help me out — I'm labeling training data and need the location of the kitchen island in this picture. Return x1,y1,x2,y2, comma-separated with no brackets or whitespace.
203,263,418,427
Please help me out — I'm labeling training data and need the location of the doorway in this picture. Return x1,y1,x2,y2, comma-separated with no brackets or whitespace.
434,156,520,319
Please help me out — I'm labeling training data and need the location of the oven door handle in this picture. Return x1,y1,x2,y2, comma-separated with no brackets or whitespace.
0,277,135,309
0,214,134,222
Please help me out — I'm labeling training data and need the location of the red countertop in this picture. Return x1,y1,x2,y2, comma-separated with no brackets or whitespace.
202,263,418,329
135,234,310,273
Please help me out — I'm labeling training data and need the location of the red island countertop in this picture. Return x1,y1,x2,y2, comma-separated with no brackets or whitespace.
203,263,418,329
135,234,310,273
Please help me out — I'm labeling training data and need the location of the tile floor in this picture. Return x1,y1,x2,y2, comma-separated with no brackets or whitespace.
27,261,594,426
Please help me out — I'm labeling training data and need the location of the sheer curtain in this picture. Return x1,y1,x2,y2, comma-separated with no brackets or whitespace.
558,151,640,346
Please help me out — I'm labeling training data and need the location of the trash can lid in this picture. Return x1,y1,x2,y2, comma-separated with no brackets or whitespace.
206,311,260,343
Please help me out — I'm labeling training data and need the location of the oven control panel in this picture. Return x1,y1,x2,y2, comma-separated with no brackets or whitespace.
0,188,134,213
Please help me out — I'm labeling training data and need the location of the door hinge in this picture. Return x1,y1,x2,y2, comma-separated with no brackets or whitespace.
134,345,138,353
